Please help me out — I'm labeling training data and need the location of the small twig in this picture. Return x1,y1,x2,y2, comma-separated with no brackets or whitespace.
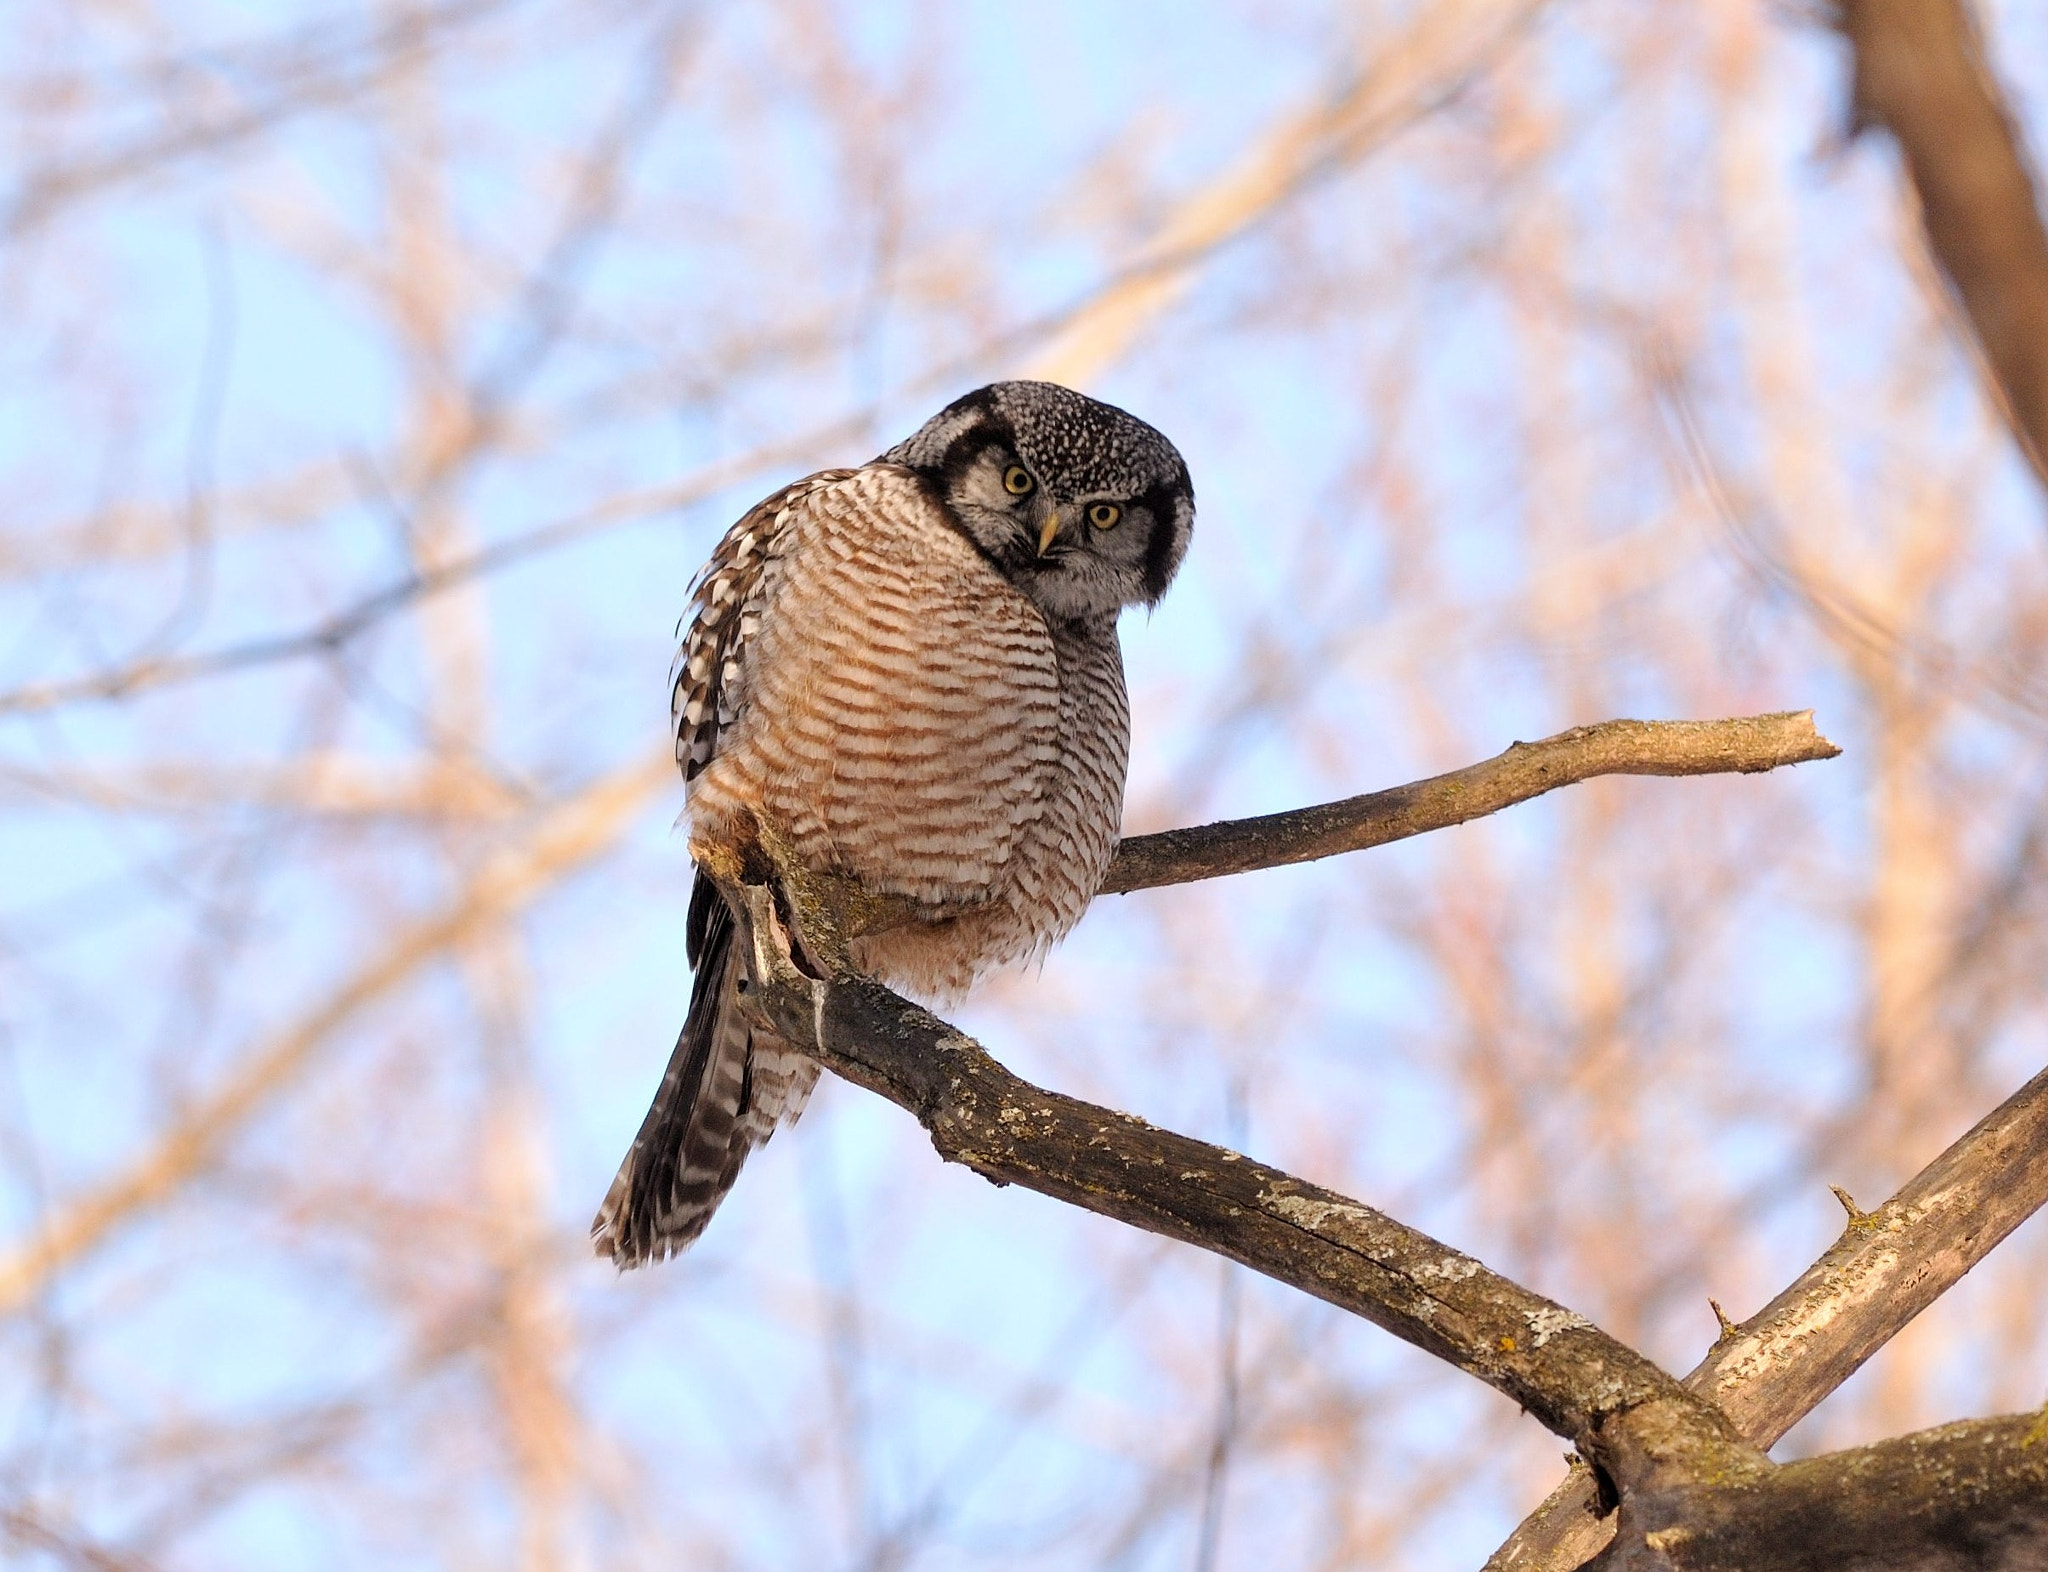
1103,713,1838,895
1707,1300,1738,1344
1828,1183,1869,1225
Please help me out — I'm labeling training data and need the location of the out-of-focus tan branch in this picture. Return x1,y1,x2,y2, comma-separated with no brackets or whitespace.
0,459,351,577
0,424,863,719
0,755,666,1317
1102,713,1838,895
1,1504,161,1572
1838,0,2048,491
0,0,516,242
720,881,1760,1486
1484,1060,2048,1571
1649,345,2048,734
0,758,527,818
1025,0,1549,388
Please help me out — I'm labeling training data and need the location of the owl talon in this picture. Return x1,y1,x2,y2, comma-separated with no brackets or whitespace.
728,880,796,985
717,874,830,1061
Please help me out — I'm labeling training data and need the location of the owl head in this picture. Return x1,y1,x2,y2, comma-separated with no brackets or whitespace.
881,381,1194,623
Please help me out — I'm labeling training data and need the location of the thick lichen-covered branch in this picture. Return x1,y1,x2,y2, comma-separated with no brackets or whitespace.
1591,1410,2048,1572
1486,1062,2048,1571
1102,712,1837,895
732,881,2048,1569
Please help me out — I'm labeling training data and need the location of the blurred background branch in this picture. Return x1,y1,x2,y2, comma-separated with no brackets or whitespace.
1838,0,2048,491
6,1,2048,1568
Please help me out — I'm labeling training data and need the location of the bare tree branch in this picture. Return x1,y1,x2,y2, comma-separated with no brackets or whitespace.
1838,0,2048,491
717,879,1763,1488
1,0,520,242
1103,713,1838,895
690,699,2048,1561
1,1505,163,1572
1023,0,1553,387
1486,1061,2048,1570
0,439,850,718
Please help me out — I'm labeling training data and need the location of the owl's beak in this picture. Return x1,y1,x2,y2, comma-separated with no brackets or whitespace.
1036,509,1065,556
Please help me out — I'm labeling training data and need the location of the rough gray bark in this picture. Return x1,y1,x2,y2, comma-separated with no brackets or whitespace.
1591,1410,2048,1572
726,876,1762,1485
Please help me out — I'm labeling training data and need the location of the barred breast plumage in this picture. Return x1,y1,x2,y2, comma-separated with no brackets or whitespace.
594,381,1192,1266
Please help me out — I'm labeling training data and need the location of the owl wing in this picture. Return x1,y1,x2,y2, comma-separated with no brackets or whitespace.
671,469,860,782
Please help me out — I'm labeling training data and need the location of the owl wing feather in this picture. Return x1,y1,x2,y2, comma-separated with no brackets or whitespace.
671,470,860,782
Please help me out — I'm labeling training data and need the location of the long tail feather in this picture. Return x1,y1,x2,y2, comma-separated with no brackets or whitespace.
592,872,814,1265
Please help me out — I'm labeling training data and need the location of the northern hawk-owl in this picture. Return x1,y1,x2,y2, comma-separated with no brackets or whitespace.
593,381,1195,1265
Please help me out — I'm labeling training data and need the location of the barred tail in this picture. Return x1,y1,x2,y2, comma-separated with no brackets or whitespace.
592,872,816,1265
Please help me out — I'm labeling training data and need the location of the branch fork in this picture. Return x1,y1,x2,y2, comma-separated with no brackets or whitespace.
692,712,2048,1569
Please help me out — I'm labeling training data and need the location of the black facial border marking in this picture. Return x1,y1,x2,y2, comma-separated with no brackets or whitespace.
889,389,1034,576
1138,477,1190,605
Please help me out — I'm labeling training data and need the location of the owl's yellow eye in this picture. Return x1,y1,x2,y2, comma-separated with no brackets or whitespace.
1087,503,1122,530
1003,465,1035,496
